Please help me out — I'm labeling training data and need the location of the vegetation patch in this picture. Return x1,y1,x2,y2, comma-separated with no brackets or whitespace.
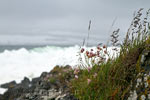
70,8,150,100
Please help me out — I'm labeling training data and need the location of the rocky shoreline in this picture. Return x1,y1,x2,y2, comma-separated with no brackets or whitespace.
0,48,150,100
0,65,77,100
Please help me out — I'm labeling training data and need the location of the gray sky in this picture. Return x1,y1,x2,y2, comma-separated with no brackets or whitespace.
0,0,149,45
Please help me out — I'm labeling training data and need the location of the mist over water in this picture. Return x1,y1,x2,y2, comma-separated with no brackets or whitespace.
0,32,111,47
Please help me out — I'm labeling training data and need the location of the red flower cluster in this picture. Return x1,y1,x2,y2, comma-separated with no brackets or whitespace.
74,68,80,75
80,48,85,53
79,45,108,65
97,46,102,50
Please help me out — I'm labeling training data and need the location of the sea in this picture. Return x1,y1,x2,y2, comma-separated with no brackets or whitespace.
0,45,82,94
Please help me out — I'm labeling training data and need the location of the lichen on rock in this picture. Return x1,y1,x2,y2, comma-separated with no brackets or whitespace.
127,48,150,100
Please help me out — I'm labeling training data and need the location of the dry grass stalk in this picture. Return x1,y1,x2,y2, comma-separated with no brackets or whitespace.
87,20,91,46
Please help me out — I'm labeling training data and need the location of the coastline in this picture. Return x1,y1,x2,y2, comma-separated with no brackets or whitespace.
0,65,77,100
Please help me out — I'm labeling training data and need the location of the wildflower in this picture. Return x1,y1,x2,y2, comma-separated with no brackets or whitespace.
93,73,98,78
87,67,91,72
89,52,96,58
86,51,89,56
80,48,84,53
87,79,91,84
104,50,107,54
97,46,102,50
87,54,91,58
92,53,96,57
103,45,106,48
74,68,80,75
75,75,78,79
88,52,93,58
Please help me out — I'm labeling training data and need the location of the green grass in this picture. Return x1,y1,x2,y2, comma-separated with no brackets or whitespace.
70,9,150,100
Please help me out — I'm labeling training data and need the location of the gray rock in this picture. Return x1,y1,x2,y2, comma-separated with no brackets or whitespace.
20,77,31,89
32,77,40,85
0,65,76,100
141,50,150,71
0,81,17,89
126,49,150,100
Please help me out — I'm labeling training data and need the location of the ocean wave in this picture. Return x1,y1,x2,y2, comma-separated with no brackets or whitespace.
0,45,80,85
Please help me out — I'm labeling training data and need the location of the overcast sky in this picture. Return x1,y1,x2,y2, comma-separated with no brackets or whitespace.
0,0,149,45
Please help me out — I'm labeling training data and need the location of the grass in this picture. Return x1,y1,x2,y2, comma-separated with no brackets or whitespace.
70,8,150,100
